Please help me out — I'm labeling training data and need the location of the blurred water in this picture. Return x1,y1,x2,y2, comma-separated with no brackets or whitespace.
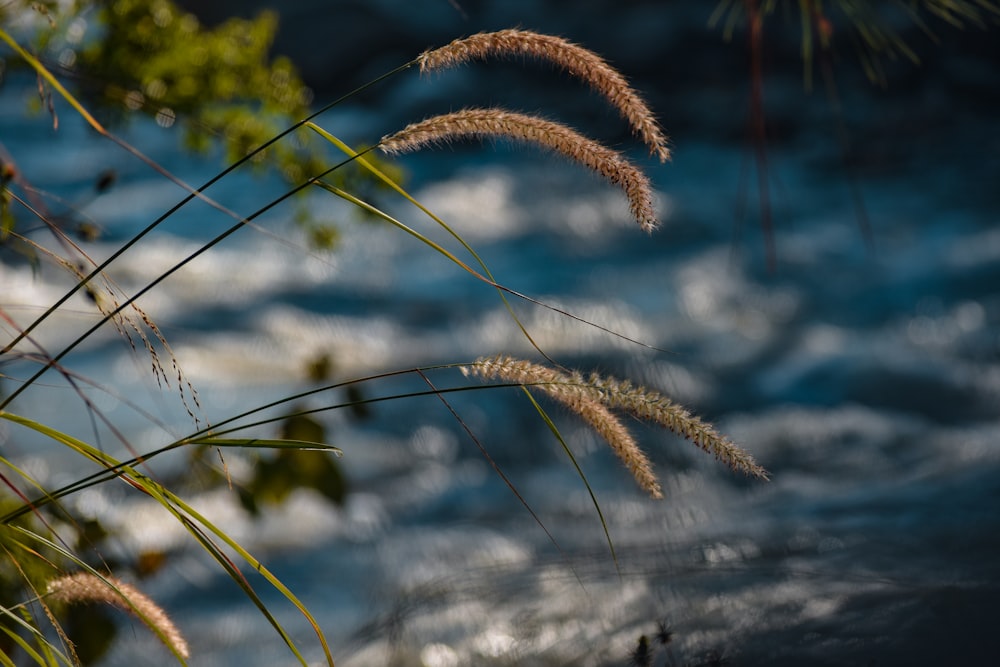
2,3,1000,665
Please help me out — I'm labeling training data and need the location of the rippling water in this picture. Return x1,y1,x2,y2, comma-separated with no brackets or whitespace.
3,5,1000,665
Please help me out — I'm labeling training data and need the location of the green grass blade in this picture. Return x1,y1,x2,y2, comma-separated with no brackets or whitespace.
313,181,666,356
187,438,342,455
315,182,485,278
0,613,69,667
519,388,620,574
168,514,309,666
0,412,331,665
0,26,414,358
8,530,190,665
145,489,333,666
0,412,117,470
0,28,105,133
307,123,552,360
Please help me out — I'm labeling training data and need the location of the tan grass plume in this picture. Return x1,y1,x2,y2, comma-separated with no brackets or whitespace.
418,29,671,163
380,108,658,232
464,354,768,488
576,370,768,479
463,355,663,498
47,573,190,660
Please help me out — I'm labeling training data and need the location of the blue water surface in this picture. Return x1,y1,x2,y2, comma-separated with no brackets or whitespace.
2,3,999,666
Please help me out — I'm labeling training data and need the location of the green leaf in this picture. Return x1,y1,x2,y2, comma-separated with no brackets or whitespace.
188,437,342,455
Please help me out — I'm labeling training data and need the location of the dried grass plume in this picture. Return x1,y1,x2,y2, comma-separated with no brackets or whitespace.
578,370,768,479
464,354,768,491
418,29,670,162
463,355,662,498
47,572,190,660
380,108,658,232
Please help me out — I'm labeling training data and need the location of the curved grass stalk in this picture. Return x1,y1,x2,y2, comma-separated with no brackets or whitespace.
0,412,334,666
9,531,190,664
306,122,555,363
0,21,416,356
3,376,577,526
0,366,461,524
0,625,47,666
0,584,75,667
414,369,586,588
0,433,340,523
0,378,492,525
519,388,619,573
314,182,666,354
0,151,364,413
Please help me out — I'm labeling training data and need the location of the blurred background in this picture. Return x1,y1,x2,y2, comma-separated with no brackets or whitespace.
2,1,1000,665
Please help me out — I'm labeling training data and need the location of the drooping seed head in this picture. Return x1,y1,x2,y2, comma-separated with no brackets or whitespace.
418,29,671,163
465,354,769,483
463,355,663,498
381,108,658,232
47,573,190,659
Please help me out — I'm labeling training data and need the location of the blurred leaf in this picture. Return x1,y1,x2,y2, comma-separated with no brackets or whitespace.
345,384,371,421
74,518,109,551
135,550,168,578
304,353,334,383
240,411,347,515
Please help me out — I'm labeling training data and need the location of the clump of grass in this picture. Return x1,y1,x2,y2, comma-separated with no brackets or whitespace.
47,573,189,660
0,16,767,666
417,28,671,163
379,108,659,232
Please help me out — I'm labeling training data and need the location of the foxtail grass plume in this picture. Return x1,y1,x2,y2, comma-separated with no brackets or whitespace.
577,370,768,479
463,355,663,498
47,573,190,660
464,354,768,488
417,29,671,163
380,108,658,232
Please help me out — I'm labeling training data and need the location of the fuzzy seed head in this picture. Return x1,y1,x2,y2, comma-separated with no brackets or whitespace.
47,573,190,660
465,355,663,498
381,108,658,232
418,29,671,162
465,355,768,484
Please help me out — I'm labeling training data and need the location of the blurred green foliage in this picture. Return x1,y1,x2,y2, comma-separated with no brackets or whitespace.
0,0,402,249
0,4,367,660
0,497,72,658
80,0,321,179
239,410,347,515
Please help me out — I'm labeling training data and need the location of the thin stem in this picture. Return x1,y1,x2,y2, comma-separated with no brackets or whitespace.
1,58,416,356
0,151,370,412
